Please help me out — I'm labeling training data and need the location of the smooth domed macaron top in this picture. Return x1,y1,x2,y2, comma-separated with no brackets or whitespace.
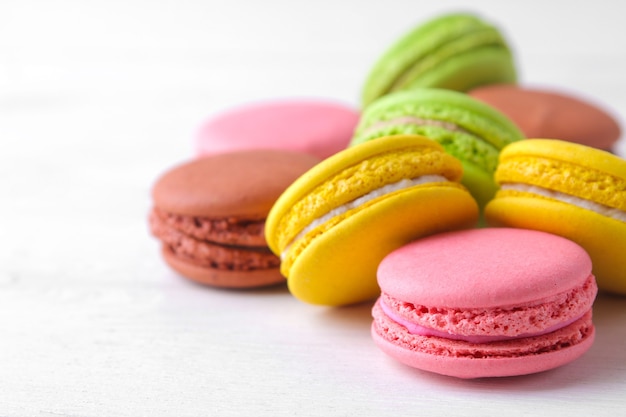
360,13,516,107
377,228,592,308
195,99,360,159
152,150,321,218
469,84,621,150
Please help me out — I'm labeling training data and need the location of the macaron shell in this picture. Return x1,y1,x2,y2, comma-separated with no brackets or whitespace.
161,246,284,288
402,47,516,93
265,135,456,254
497,139,626,182
195,100,359,159
287,185,478,306
469,85,622,150
371,316,595,379
151,150,321,289
354,88,524,150
361,13,516,107
377,228,592,308
362,13,483,104
152,150,321,217
485,195,626,294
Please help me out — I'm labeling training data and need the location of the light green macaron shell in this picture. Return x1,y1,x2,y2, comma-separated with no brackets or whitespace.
351,88,525,206
361,13,517,108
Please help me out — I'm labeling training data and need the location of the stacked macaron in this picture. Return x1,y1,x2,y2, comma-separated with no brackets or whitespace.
265,135,479,306
146,10,625,380
371,228,597,378
149,150,320,288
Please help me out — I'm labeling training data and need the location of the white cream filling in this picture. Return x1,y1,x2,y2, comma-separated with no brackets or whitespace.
501,183,626,222
281,175,449,260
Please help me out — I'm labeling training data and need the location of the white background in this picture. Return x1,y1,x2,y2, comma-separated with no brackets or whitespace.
2,1,626,416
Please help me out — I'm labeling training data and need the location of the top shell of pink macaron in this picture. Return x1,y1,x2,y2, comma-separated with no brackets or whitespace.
377,228,592,309
195,99,360,159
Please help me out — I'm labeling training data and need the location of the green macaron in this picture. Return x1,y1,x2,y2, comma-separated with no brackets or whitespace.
361,12,517,108
351,88,525,207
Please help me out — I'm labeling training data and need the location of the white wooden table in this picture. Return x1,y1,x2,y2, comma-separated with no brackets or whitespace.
2,1,625,415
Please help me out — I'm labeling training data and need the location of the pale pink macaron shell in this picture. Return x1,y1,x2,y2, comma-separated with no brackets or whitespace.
195,99,360,159
378,228,592,308
373,228,597,378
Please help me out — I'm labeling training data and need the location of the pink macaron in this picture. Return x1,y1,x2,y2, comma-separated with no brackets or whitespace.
371,228,598,379
195,99,360,159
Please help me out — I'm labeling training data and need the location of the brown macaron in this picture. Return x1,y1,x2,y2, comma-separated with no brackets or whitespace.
149,150,321,288
469,84,622,151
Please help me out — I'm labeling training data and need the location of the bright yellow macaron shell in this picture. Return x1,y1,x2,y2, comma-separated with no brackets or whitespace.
266,135,479,306
485,139,626,294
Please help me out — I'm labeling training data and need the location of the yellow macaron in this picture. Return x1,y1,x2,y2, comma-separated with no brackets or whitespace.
265,135,479,306
485,139,626,295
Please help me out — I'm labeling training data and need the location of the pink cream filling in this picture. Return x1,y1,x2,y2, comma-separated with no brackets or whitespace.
379,299,584,343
